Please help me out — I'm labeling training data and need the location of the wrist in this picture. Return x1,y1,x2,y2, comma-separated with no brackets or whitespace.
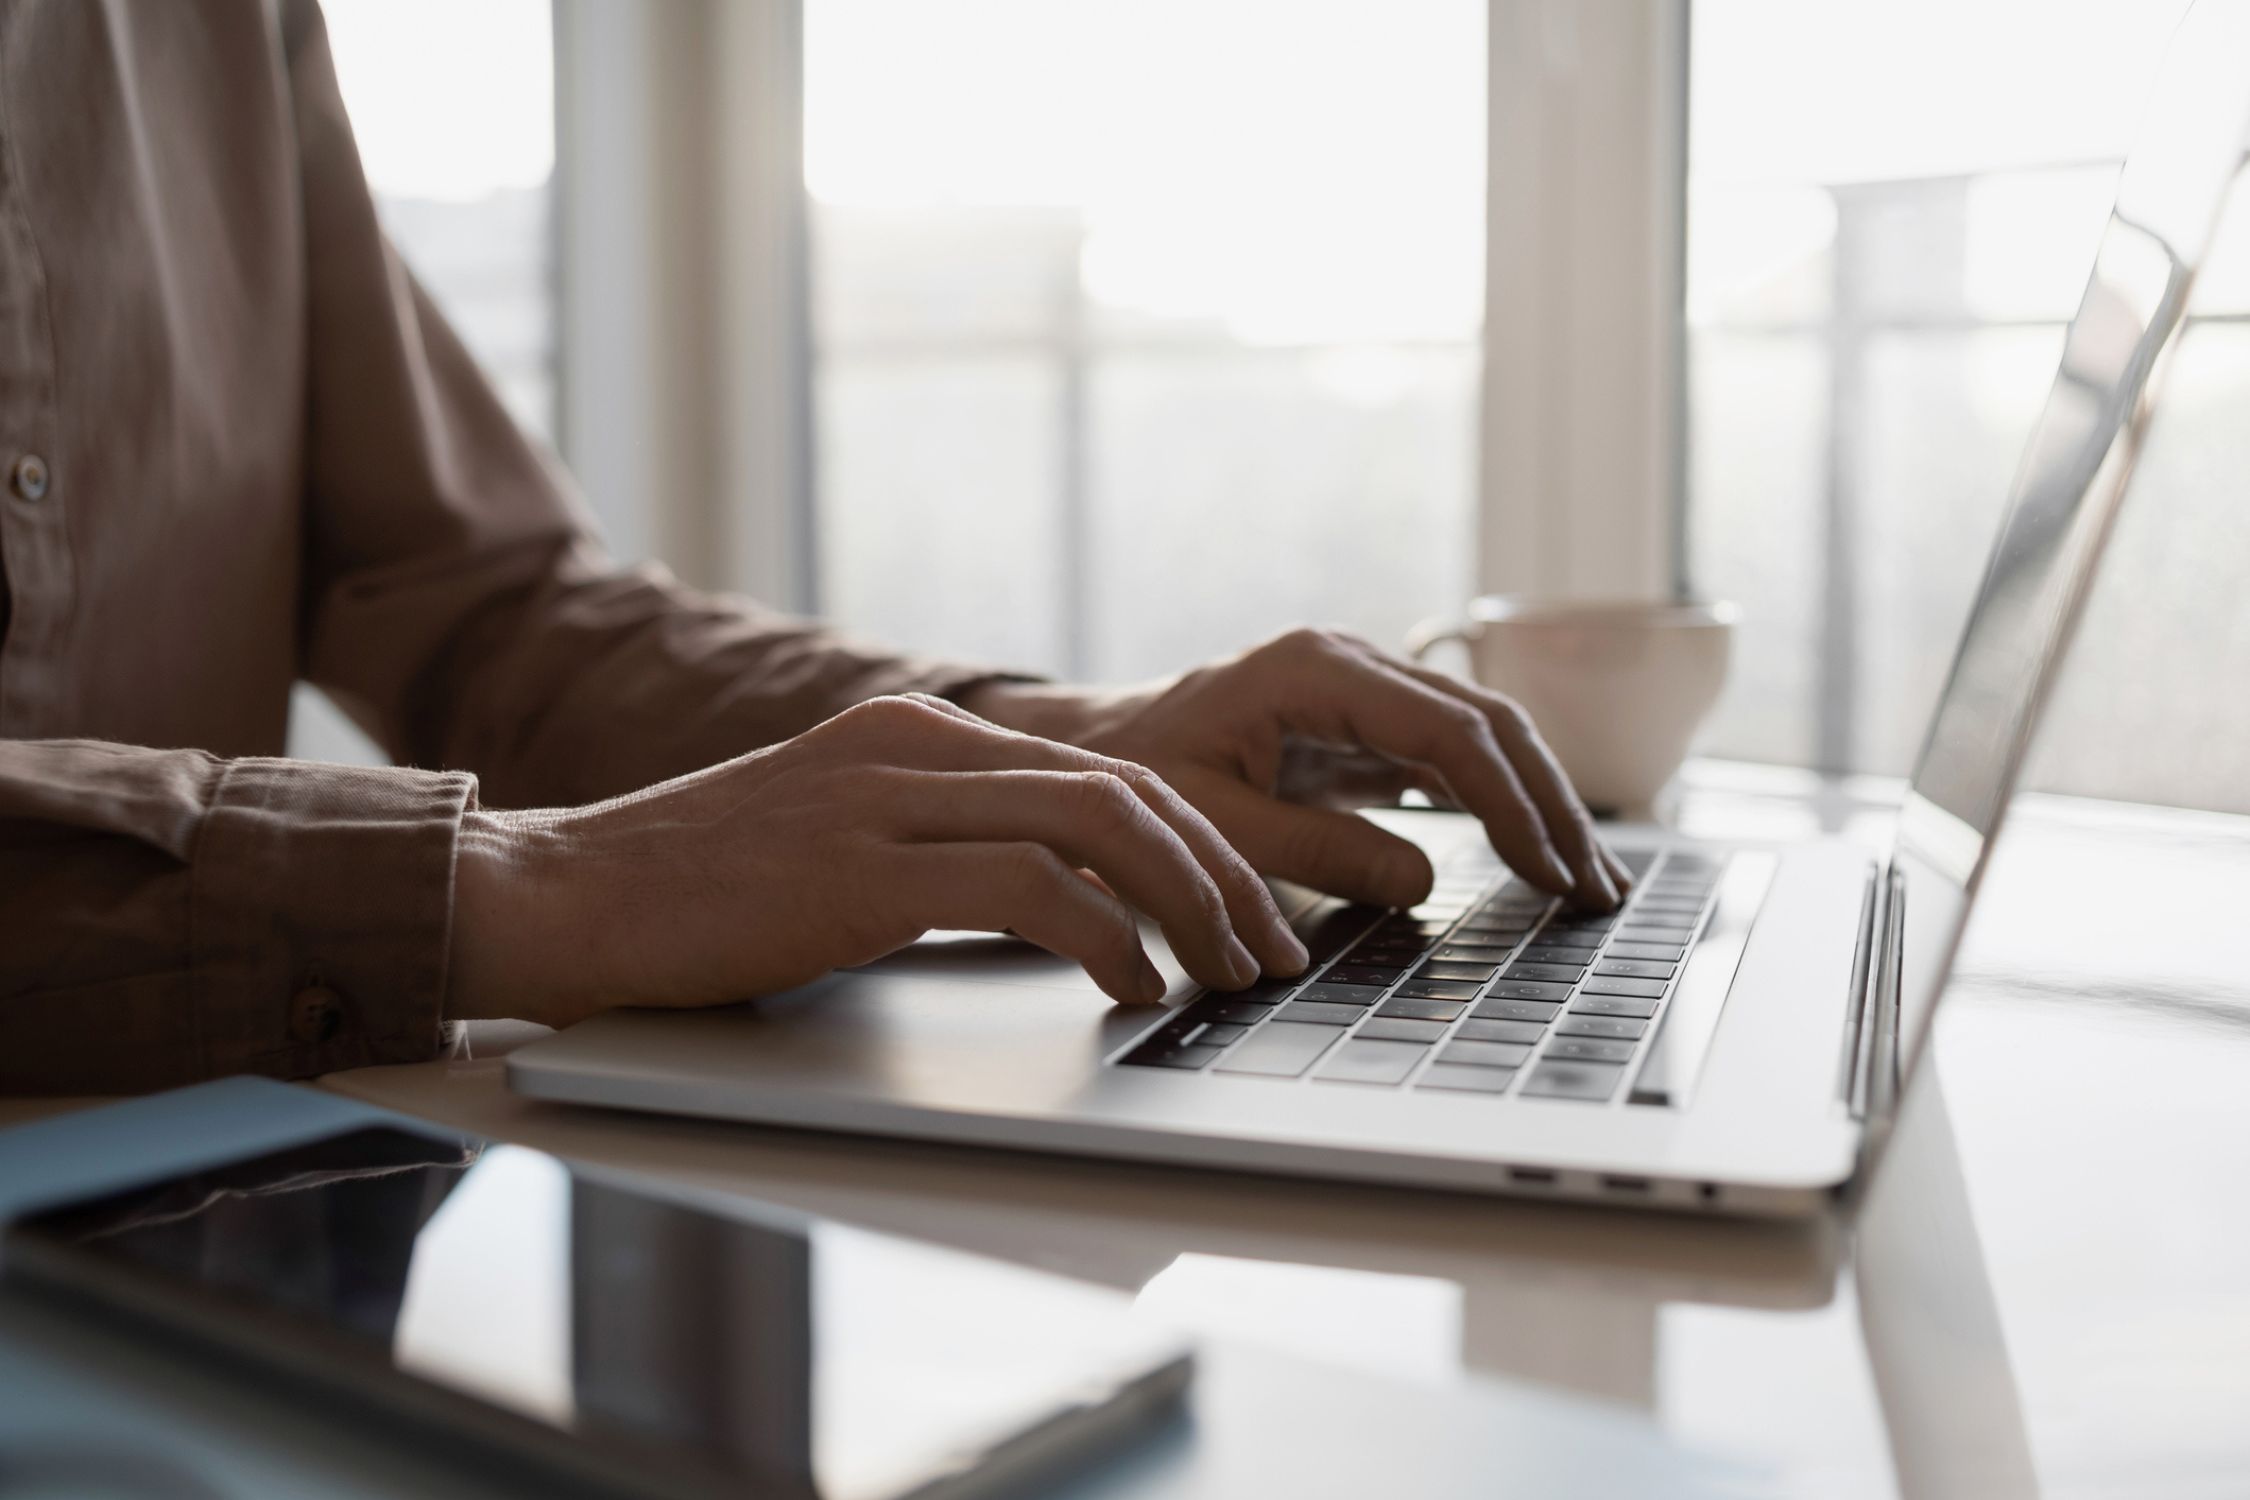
957,680,1129,747
447,808,586,1028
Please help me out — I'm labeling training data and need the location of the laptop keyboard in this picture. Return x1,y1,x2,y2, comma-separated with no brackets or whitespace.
1116,846,1727,1103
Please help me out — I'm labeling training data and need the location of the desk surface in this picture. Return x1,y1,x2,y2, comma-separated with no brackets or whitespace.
16,765,2250,1497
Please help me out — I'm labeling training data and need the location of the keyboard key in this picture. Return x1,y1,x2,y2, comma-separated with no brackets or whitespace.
1377,997,1467,1022
1207,979,1296,1006
1408,902,1467,922
1457,1018,1544,1045
1297,982,1386,1006
1195,1022,1252,1046
1356,1016,1451,1044
1616,849,1661,876
1314,1039,1427,1086
1516,946,1592,969
1454,917,1534,938
1485,979,1573,1003
1433,942,1514,964
1528,928,1602,949
1546,914,1616,933
1475,999,1563,1025
1189,999,1275,1026
1344,942,1427,967
1571,994,1658,1019
1607,942,1685,963
1417,1064,1518,1094
1126,1041,1227,1070
1554,1014,1647,1041
1395,979,1483,1002
1275,1000,1365,1026
1504,962,1583,983
1631,900,1704,917
1594,958,1676,981
1580,975,1667,1000
1440,1039,1534,1069
1617,922,1695,941
1378,917,1454,941
1215,1021,1342,1077
1521,1060,1625,1101
1323,964,1408,988
1545,1036,1637,1063
1418,960,1500,983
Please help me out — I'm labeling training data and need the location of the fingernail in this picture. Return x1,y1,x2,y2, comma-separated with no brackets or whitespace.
1276,928,1311,974
1223,935,1259,986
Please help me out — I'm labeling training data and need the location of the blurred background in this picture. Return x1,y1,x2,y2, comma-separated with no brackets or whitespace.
305,0,2250,815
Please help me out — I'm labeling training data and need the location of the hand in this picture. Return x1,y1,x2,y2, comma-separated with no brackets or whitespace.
962,628,1629,911
445,695,1309,1027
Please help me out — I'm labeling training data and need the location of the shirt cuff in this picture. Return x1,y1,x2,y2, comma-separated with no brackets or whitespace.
189,757,475,1081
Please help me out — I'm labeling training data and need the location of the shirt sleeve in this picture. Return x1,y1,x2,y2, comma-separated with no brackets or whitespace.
280,2,1030,812
0,740,473,1095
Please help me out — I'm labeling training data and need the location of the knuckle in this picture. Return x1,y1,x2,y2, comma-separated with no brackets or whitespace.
1070,770,1143,833
1004,840,1071,895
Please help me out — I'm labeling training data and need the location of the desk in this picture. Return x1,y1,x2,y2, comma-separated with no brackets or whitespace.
13,765,2250,1497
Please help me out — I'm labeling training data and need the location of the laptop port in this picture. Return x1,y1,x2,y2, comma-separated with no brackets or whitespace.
1601,1175,1652,1194
1507,1166,1557,1186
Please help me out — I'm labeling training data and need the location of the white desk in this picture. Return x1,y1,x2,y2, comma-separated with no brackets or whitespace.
11,764,2250,1497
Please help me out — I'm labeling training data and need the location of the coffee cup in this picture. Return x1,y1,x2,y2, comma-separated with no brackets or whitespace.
1406,597,1736,816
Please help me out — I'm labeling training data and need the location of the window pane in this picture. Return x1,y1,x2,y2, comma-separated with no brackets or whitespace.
806,0,1483,679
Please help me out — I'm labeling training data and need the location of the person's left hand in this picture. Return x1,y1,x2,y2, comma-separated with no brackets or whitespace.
961,628,1629,912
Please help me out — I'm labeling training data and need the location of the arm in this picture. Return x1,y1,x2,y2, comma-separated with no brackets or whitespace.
282,2,1017,809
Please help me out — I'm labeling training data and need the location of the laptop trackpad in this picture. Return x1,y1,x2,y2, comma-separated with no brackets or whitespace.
852,927,1196,1001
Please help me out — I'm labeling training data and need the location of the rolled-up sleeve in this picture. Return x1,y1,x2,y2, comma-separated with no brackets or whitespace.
0,740,472,1094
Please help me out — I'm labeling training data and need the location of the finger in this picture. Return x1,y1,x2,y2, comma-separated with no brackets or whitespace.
889,840,1166,1004
1601,845,1635,897
878,705,1307,975
1384,658,1619,909
1178,768,1435,908
881,767,1263,991
1252,639,1577,897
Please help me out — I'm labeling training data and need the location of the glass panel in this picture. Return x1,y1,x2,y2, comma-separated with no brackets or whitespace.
817,357,1068,673
806,0,1483,679
1685,334,1826,767
1084,348,1476,682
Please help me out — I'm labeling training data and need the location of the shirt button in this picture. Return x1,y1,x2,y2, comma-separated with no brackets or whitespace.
11,453,49,501
289,984,347,1044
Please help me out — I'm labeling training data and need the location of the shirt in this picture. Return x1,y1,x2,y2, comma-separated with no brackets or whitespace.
0,0,1014,1095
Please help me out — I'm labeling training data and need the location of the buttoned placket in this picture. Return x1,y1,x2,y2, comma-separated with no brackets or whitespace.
0,34,69,737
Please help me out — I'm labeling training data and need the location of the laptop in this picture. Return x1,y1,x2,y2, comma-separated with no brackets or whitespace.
510,1,2250,1217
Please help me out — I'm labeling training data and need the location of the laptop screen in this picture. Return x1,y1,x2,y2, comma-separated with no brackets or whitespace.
1891,0,2250,1082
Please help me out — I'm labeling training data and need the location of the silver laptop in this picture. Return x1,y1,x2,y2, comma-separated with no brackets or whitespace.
511,2,2250,1217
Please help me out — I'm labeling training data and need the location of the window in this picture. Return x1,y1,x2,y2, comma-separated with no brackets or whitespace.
1688,0,2250,812
804,0,1485,681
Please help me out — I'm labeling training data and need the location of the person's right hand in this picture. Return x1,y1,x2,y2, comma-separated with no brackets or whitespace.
444,695,1310,1028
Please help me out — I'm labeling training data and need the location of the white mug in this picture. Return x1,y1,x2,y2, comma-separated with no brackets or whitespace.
1406,597,1737,815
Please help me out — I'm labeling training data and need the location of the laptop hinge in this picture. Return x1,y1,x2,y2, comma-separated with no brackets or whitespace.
1835,863,1882,1120
1843,865,1906,1122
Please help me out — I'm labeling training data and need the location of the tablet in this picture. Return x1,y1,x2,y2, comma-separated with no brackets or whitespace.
4,1123,1190,1500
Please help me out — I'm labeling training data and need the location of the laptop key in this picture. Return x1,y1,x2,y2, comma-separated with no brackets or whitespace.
1521,1060,1625,1101
1607,942,1685,963
1297,982,1387,1006
1556,1014,1646,1040
1314,1039,1428,1086
1395,979,1483,1002
1196,1022,1252,1046
1485,979,1573,1003
1189,999,1275,1026
1545,1037,1637,1063
1377,997,1467,1022
1453,917,1534,938
1440,1039,1534,1069
1516,947,1592,969
1457,1018,1544,1045
1571,994,1659,1019
1214,1021,1341,1077
1594,958,1675,981
1580,975,1668,1000
1418,960,1500,983
1504,962,1583,983
1417,1064,1518,1094
1128,1041,1228,1070
1433,943,1514,964
1274,1000,1364,1027
1529,928,1602,949
1356,1016,1451,1044
1474,999,1563,1024
1324,964,1408,987
1616,922,1696,941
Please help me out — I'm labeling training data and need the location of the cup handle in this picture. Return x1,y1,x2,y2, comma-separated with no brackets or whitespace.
1405,616,1481,662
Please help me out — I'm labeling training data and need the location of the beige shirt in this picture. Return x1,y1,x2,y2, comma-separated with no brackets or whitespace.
0,1,1010,1094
